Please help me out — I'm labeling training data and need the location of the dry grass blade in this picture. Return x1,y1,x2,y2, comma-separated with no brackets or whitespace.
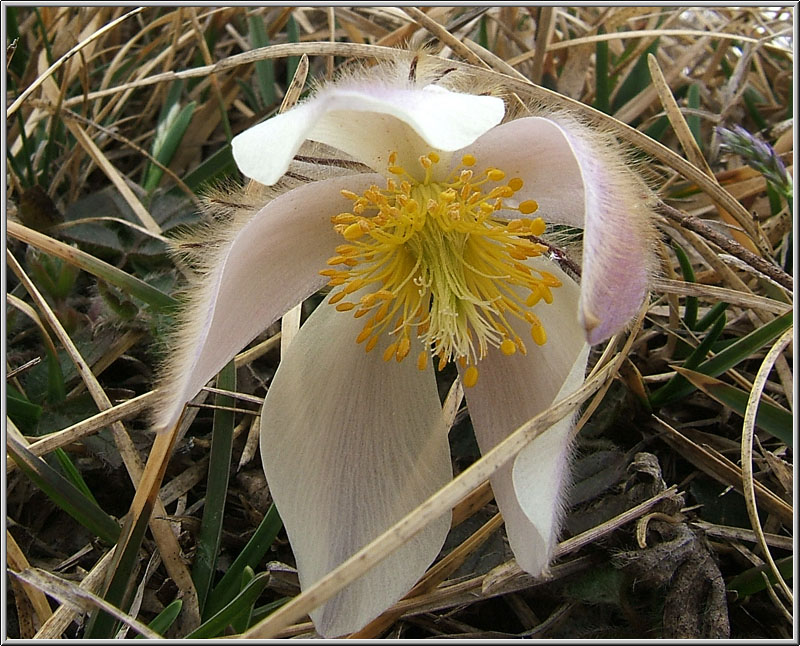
6,531,54,627
7,392,156,471
6,8,145,118
10,567,160,639
651,416,792,525
740,327,794,604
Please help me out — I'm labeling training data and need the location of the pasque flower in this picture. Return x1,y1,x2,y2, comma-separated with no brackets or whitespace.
154,58,655,637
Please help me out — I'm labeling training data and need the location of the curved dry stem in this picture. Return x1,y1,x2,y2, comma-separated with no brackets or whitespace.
740,327,794,605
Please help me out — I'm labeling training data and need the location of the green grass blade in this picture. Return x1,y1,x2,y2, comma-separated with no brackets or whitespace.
7,434,121,544
695,302,729,332
136,599,183,638
179,143,236,194
286,15,300,86
650,310,726,407
84,502,152,638
205,503,282,617
144,100,197,193
187,572,270,638
248,16,276,107
230,567,256,633
672,242,698,329
728,556,792,598
652,310,793,407
194,361,237,616
53,447,100,504
674,367,793,446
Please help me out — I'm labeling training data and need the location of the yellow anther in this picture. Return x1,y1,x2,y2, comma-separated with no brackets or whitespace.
334,244,358,256
396,336,411,362
340,189,359,200
428,151,440,163
541,286,554,304
326,255,347,266
508,177,524,192
356,326,373,344
525,287,542,307
417,350,428,371
463,365,479,388
487,168,506,182
336,301,356,312
343,279,365,294
343,222,365,240
375,300,391,322
383,341,398,362
519,200,539,215
327,277,346,286
530,217,546,235
319,268,338,277
500,338,517,356
461,154,476,166
388,152,397,164
388,165,405,175
530,319,547,346
328,291,346,304
539,270,562,287
460,169,474,183
419,155,433,169
354,308,371,318
365,335,379,352
506,219,523,232
437,354,448,371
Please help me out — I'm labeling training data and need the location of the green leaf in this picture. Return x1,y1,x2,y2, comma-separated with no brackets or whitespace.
187,572,270,638
674,367,793,446
53,447,100,505
144,97,197,193
728,556,792,598
695,302,729,332
194,361,237,616
672,242,698,329
7,434,121,544
180,143,236,193
686,83,702,151
651,310,791,407
650,309,726,407
248,16,276,107
7,384,43,432
286,15,300,86
8,222,177,311
136,599,183,638
230,567,257,633
205,503,282,617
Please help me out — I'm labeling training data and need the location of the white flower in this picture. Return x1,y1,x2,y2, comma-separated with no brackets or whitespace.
155,59,654,637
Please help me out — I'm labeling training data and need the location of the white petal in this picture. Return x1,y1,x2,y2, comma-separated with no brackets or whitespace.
460,257,589,576
259,298,452,637
154,173,384,432
463,116,653,344
461,117,585,225
233,82,505,186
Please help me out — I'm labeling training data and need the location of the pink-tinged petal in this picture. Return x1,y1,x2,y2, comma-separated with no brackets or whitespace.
232,82,504,186
460,257,589,576
463,116,654,344
260,298,452,637
153,173,384,432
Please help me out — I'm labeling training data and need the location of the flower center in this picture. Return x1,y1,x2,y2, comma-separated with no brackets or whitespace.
320,151,561,387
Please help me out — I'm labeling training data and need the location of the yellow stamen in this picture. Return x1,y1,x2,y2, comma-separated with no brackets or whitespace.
463,365,479,388
500,338,517,356
324,150,559,375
